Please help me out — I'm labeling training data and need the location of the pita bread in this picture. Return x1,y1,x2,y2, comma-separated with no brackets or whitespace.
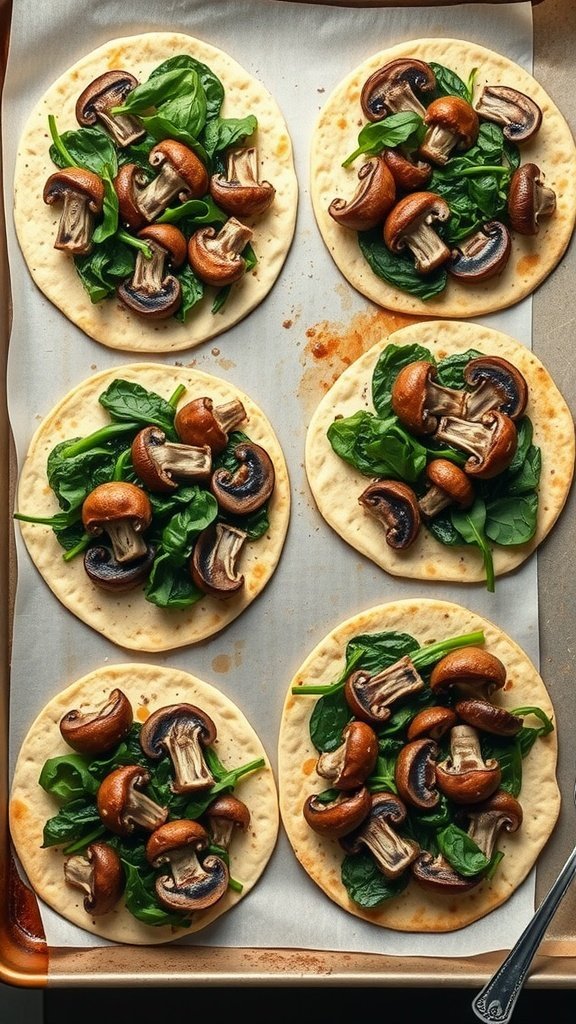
16,363,290,651
305,320,574,583
311,38,576,317
13,32,298,352
278,599,559,932
10,663,279,944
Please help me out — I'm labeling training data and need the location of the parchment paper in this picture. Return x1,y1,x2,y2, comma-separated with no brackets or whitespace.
2,1,542,957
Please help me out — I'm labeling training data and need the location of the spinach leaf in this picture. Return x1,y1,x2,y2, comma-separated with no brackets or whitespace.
39,755,99,803
367,752,399,794
182,750,265,818
452,498,495,592
47,441,117,512
341,850,409,907
327,409,428,481
145,491,218,609
202,115,258,160
174,264,205,322
49,126,118,176
74,240,135,303
426,512,462,546
436,349,481,389
309,688,352,753
158,196,227,227
149,55,225,121
98,379,178,436
358,229,448,299
503,446,541,498
485,493,538,546
115,67,198,116
42,799,102,848
371,342,434,416
481,735,523,797
429,62,472,102
121,860,191,928
437,824,489,877
92,168,120,245
343,111,425,166
346,630,420,674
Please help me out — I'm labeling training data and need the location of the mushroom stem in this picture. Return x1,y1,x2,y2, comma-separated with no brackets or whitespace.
64,854,93,897
417,483,453,518
345,655,425,724
130,241,167,294
138,163,189,222
360,817,420,878
448,725,486,773
420,124,458,164
54,189,96,254
104,518,149,563
162,721,215,792
125,784,168,831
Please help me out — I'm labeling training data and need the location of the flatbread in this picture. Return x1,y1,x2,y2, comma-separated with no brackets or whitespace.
13,32,298,352
278,599,560,932
10,663,279,944
16,363,290,651
311,38,576,317
305,320,574,583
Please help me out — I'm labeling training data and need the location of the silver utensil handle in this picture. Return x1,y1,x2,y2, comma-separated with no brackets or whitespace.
472,844,576,1023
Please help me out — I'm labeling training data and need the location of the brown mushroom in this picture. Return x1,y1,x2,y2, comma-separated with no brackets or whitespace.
328,156,396,230
391,360,467,436
507,163,556,236
448,221,512,282
188,217,254,287
455,698,523,737
75,71,146,147
191,522,247,598
345,655,425,726
114,163,148,231
465,790,523,859
406,706,458,742
433,411,517,479
96,765,168,836
474,85,542,143
64,841,124,916
316,721,378,791
436,725,501,804
81,482,152,563
135,139,209,222
417,459,475,520
340,793,420,879
358,479,421,549
302,787,372,839
59,688,133,754
43,167,105,255
131,426,212,493
419,96,479,166
395,738,439,810
174,396,247,455
463,355,528,422
205,794,251,850
383,192,451,273
210,441,275,515
146,819,229,913
411,851,480,893
209,147,275,217
83,543,156,592
430,647,507,699
117,223,187,320
360,59,436,121
139,704,217,793
382,148,432,192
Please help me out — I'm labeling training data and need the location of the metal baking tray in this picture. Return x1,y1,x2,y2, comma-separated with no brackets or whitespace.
1,0,575,988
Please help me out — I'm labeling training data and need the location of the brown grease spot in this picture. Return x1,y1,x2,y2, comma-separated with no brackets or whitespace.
212,654,231,674
10,798,28,822
303,757,317,776
516,253,540,276
136,705,150,722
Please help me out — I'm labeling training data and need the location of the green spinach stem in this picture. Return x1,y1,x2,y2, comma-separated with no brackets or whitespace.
48,114,78,168
61,422,141,459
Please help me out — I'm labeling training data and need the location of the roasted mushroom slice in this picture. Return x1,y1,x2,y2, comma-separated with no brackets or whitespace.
419,96,479,165
96,765,168,836
64,841,124,916
391,360,466,435
117,224,187,320
411,851,480,893
75,70,146,147
59,688,133,754
210,441,275,515
474,85,542,143
43,167,105,255
210,147,275,217
188,217,254,287
83,543,155,592
358,480,421,550
328,156,396,231
433,411,517,479
303,787,372,839
139,704,217,793
131,426,212,493
463,356,528,422
383,192,451,274
191,523,247,598
382,148,432,192
507,163,557,236
345,655,425,726
430,647,507,699
174,396,247,454
406,706,458,742
436,725,501,804
146,820,229,912
340,793,420,879
205,795,251,850
417,459,474,520
136,140,209,222
114,163,149,231
360,59,436,121
455,698,523,737
448,221,512,282
395,738,439,810
316,721,378,791
465,790,523,859
81,482,152,563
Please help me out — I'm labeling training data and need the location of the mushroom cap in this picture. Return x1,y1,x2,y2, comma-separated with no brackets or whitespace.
146,820,229,911
463,355,528,421
303,787,372,839
382,148,432,192
455,698,523,737
43,167,105,214
83,543,155,591
113,163,148,230
64,841,124,916
411,851,480,893
190,522,247,598
210,441,275,515
344,655,425,725
465,411,518,479
429,647,507,697
360,58,436,121
149,140,209,197
138,224,188,268
406,706,458,742
383,192,451,252
174,396,246,454
448,221,512,282
391,360,438,435
96,764,156,836
117,274,182,320
209,147,276,218
507,163,557,236
339,792,412,862
358,479,421,549
316,720,378,790
394,737,439,810
205,794,251,832
436,725,502,804
328,156,396,231
424,459,475,509
75,70,139,125
187,222,251,288
139,703,217,760
59,688,133,754
475,85,542,142
465,789,524,834
423,96,479,148
130,426,211,493
145,819,209,866
82,481,153,534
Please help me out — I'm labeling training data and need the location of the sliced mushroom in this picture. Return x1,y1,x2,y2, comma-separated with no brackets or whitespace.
43,167,105,255
59,688,133,754
417,459,475,520
303,787,372,839
383,192,451,274
382,148,432,192
75,70,146,147
146,819,229,912
135,140,209,222
340,793,420,879
465,790,523,859
83,543,155,591
455,698,523,737
463,356,528,422
328,156,396,230
360,59,436,121
430,647,507,699
209,147,275,217
507,163,557,236
64,842,124,916
411,851,480,893
191,522,247,598
205,794,251,850
188,217,254,287
117,224,187,320
358,479,421,549
406,706,458,742
81,482,152,563
96,765,168,836
210,441,275,515
131,426,212,493
345,655,425,726
316,721,378,791
436,725,501,804
419,96,479,166
474,85,542,143
395,738,439,810
448,221,512,282
391,360,467,436
433,411,517,479
174,396,247,455
114,164,149,231
139,704,217,793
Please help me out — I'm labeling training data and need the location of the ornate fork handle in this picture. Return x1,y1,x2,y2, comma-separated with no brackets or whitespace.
472,844,576,1023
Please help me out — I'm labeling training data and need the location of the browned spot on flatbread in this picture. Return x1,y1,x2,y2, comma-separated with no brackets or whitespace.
10,798,28,822
302,757,317,776
136,705,150,722
517,253,540,276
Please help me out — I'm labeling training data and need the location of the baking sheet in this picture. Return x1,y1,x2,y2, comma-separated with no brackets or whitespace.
1,0,565,962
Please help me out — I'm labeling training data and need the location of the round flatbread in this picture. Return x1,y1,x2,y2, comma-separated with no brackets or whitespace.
311,38,576,317
305,320,574,584
13,32,298,352
278,598,559,932
16,363,290,651
10,663,279,944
